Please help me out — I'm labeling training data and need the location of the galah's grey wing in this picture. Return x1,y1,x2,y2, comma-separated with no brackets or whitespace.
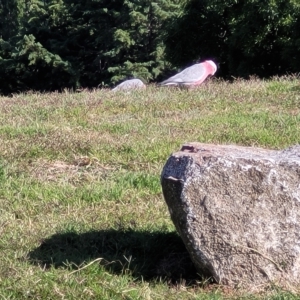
161,64,206,85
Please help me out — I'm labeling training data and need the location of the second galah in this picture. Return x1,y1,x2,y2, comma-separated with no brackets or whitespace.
160,60,217,87
112,78,146,92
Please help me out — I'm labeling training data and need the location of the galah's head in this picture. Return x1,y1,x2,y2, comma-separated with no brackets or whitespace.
205,60,217,75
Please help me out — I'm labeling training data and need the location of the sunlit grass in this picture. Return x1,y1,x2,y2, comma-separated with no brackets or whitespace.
0,77,300,299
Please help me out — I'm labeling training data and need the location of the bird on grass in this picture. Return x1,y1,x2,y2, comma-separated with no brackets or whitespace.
159,60,217,88
112,78,146,92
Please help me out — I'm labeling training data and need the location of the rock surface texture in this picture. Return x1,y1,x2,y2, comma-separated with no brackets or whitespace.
161,143,300,289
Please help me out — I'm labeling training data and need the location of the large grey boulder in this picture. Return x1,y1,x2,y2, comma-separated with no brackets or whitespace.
161,143,300,289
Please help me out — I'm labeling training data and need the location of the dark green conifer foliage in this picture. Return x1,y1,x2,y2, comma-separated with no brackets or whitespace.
164,0,300,78
0,0,74,93
227,0,300,77
1,0,300,93
0,0,24,40
106,0,182,84
0,0,182,93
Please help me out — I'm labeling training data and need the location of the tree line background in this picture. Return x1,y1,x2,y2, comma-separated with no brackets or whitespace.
0,0,299,94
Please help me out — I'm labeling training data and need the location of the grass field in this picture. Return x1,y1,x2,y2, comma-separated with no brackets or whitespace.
1,77,300,299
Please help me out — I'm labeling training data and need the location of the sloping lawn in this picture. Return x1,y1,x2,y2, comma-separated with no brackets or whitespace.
1,77,300,299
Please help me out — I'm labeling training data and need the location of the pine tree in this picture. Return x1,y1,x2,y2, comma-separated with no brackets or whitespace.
0,0,184,93
0,0,26,93
0,0,76,93
164,0,300,78
106,0,183,84
0,0,25,40
227,0,300,77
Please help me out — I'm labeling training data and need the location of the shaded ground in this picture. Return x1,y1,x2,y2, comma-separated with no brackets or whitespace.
28,229,202,285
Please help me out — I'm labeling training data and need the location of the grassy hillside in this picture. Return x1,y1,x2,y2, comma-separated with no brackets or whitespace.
1,77,300,299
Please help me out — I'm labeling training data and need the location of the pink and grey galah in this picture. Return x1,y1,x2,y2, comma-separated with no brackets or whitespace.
159,60,217,87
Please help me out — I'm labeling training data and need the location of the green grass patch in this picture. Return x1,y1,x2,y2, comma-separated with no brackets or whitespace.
0,78,300,299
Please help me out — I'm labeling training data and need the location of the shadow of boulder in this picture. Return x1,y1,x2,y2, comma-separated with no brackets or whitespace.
28,229,201,284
